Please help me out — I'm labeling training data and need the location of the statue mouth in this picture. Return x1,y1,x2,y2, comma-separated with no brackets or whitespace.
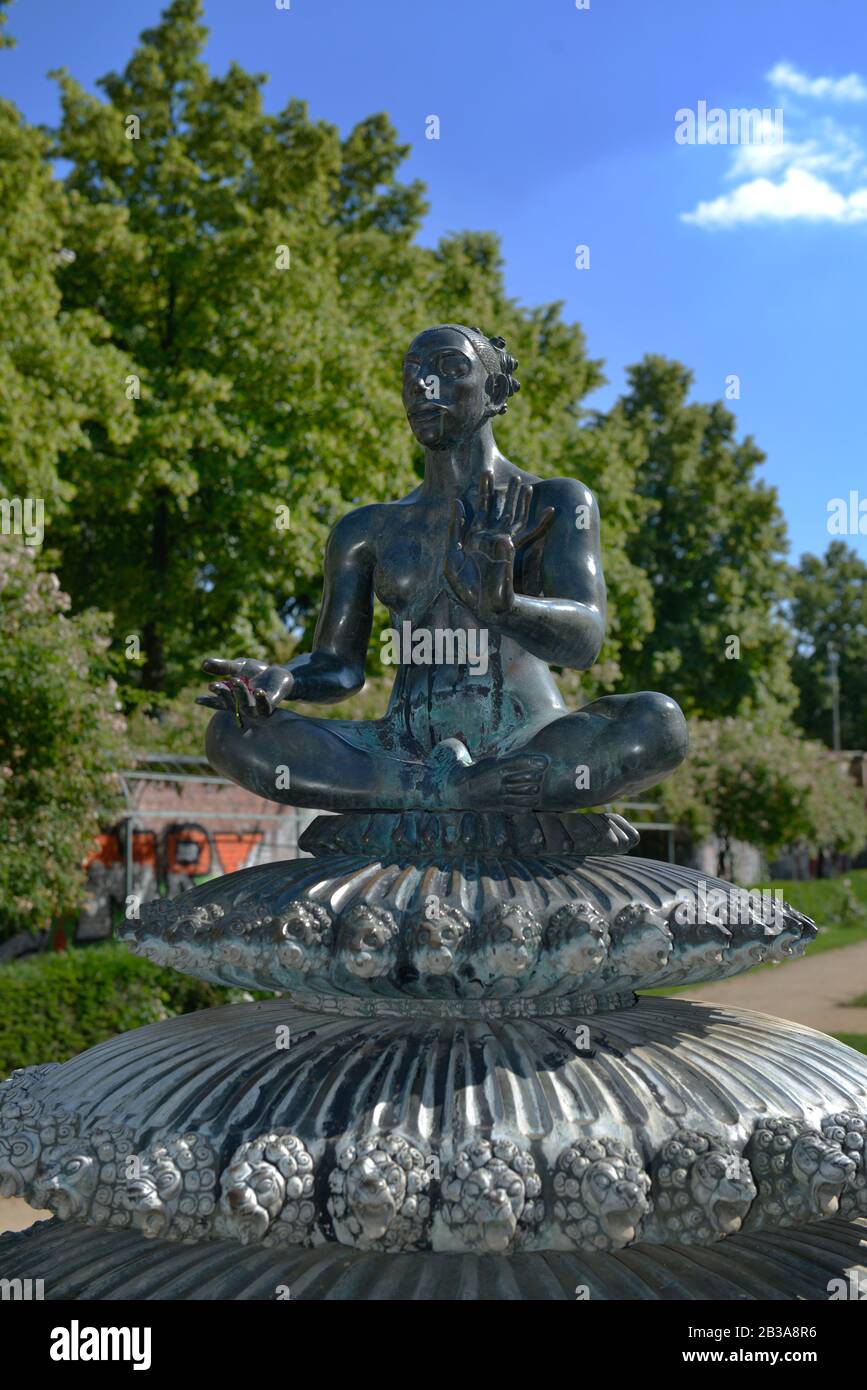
600,1207,640,1243
814,1182,842,1217
419,947,454,975
712,1198,751,1234
37,1183,75,1220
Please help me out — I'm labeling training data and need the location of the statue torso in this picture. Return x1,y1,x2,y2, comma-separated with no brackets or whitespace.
368,491,565,755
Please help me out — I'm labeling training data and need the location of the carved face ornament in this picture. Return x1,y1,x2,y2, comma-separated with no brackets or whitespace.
33,1143,98,1220
412,910,468,976
464,1164,525,1252
221,1157,285,1244
127,1158,183,1238
692,1152,756,1235
792,1134,855,1216
346,1154,405,1240
583,1160,645,1245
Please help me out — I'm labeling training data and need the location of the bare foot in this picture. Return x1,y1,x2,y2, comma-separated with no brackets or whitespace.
447,752,550,810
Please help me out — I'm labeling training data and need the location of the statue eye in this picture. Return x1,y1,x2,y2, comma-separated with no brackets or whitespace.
362,930,381,949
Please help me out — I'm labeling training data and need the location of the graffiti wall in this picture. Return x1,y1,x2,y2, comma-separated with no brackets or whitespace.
77,765,318,941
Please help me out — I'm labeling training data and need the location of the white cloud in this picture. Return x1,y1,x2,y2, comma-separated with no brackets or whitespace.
768,61,867,103
683,166,867,227
682,63,867,229
727,125,863,180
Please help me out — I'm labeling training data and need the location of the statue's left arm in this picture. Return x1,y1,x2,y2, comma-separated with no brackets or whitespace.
444,474,606,669
495,478,605,669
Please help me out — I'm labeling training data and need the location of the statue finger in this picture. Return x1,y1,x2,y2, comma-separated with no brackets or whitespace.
202,656,240,677
478,469,495,522
206,681,239,713
514,484,532,533
202,656,267,678
254,666,294,708
515,506,556,551
501,475,520,530
195,695,223,710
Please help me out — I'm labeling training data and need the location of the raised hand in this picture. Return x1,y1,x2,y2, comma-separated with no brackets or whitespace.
444,470,554,621
196,656,295,723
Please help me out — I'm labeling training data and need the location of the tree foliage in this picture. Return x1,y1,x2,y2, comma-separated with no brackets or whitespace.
0,540,128,937
595,357,796,718
790,541,867,751
658,717,867,875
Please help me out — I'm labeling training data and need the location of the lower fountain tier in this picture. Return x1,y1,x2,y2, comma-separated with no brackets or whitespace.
2,999,865,1255
2,1214,865,1301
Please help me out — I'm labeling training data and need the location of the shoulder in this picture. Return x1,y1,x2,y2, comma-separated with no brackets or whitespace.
326,504,383,565
533,476,600,542
533,475,598,513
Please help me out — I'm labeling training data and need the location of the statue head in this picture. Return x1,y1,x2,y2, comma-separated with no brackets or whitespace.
410,903,470,977
403,325,519,450
218,1132,315,1247
337,904,399,979
442,1139,542,1253
475,903,542,981
328,1134,431,1250
32,1140,99,1220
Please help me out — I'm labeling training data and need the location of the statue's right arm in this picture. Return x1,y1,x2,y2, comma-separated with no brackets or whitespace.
283,507,376,704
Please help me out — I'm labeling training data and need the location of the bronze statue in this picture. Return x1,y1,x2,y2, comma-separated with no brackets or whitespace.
199,324,688,811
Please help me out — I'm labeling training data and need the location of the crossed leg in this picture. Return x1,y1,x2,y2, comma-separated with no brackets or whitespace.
205,692,688,814
447,692,689,811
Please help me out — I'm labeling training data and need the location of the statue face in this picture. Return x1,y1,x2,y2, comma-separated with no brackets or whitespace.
345,1155,404,1240
463,1165,524,1252
341,909,395,978
792,1134,853,1216
127,1157,182,1238
582,1160,645,1245
403,329,493,450
693,1152,756,1234
221,1157,284,1244
482,909,540,978
33,1143,98,1220
411,909,468,976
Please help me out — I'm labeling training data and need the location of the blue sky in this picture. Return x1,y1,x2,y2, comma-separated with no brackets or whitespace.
3,0,866,563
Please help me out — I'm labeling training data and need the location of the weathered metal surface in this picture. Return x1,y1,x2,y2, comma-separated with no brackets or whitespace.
128,850,816,1007
2,1214,864,1301
2,1001,864,1255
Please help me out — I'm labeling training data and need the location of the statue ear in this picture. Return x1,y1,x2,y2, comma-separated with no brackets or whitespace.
486,372,509,413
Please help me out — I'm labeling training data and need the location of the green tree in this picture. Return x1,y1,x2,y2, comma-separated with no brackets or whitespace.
0,3,135,510
597,357,796,719
0,538,129,938
658,717,867,877
39,0,651,715
790,542,867,750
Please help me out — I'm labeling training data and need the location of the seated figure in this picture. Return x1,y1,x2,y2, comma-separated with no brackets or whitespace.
199,324,688,812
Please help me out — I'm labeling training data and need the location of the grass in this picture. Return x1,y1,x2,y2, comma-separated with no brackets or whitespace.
831,1034,867,1055
847,992,867,1007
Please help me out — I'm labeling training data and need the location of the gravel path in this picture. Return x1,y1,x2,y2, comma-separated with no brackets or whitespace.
679,938,867,1034
0,1197,50,1236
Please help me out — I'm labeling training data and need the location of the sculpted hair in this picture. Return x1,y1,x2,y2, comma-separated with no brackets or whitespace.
431,324,521,414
